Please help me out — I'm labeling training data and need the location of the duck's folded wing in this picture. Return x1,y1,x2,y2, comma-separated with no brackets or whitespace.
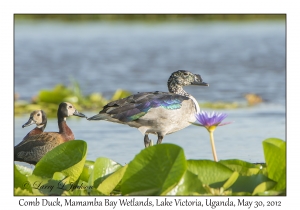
14,133,60,163
102,91,189,122
15,132,59,149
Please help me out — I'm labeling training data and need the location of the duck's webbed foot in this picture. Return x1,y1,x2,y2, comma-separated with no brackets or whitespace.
144,134,151,148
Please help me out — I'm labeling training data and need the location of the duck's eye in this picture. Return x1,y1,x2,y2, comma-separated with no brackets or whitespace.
69,105,72,109
37,113,40,116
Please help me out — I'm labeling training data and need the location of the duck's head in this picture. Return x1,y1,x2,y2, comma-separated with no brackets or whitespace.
22,110,47,128
168,70,209,89
58,102,86,120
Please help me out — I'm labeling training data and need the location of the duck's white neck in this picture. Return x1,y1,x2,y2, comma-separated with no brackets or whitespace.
189,95,200,114
168,84,200,113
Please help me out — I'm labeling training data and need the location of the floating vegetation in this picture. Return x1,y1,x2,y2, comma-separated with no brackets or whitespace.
200,101,241,109
200,93,263,109
14,138,286,196
14,81,131,118
14,81,263,117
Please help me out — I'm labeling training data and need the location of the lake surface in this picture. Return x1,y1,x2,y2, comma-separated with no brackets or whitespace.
14,20,286,165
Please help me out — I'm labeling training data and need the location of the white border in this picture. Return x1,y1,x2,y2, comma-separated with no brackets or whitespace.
2,0,298,208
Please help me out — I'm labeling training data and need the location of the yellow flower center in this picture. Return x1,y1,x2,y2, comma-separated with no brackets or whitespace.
206,125,217,132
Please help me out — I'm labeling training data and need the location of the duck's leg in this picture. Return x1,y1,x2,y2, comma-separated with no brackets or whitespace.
156,135,164,144
144,134,151,148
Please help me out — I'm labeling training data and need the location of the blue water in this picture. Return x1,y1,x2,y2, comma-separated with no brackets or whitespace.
14,20,286,165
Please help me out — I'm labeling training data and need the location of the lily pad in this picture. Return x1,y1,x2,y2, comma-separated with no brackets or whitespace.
187,160,233,188
91,157,122,188
33,140,87,183
167,170,206,195
121,144,187,195
219,159,261,176
79,160,95,182
97,165,128,195
252,181,276,195
230,174,271,193
222,171,239,190
15,164,33,176
14,164,32,193
271,171,286,191
262,138,286,183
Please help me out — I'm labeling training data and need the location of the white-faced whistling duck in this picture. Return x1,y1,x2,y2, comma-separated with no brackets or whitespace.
14,102,86,165
21,110,47,140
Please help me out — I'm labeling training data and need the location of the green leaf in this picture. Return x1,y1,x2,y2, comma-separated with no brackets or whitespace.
91,157,122,188
252,181,276,195
219,159,261,176
15,164,33,176
187,160,233,188
62,180,101,196
231,191,252,196
256,190,286,196
223,171,239,190
79,160,95,182
202,185,232,195
167,170,206,195
14,164,32,193
52,172,67,181
14,187,34,196
271,171,286,191
230,174,271,193
27,172,94,196
262,138,286,182
121,144,187,195
97,165,128,195
33,140,87,183
27,174,63,195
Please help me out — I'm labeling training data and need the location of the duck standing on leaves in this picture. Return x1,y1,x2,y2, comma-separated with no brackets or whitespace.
88,70,209,147
14,102,86,165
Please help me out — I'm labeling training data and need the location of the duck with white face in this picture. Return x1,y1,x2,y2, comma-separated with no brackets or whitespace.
21,109,48,139
88,70,209,147
14,102,86,165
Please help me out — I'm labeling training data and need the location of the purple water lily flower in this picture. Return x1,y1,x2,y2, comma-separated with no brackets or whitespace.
192,111,232,162
194,111,231,132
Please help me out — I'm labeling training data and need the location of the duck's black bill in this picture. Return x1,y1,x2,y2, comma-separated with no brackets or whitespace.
22,119,34,128
194,81,209,86
73,110,86,118
192,74,209,86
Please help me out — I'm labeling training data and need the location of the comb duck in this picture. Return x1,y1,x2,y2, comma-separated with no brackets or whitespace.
88,70,208,147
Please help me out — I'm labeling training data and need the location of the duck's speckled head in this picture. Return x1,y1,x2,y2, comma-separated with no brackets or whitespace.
168,70,208,95
168,70,209,87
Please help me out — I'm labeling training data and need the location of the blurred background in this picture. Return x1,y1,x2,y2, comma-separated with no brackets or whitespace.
14,14,286,165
